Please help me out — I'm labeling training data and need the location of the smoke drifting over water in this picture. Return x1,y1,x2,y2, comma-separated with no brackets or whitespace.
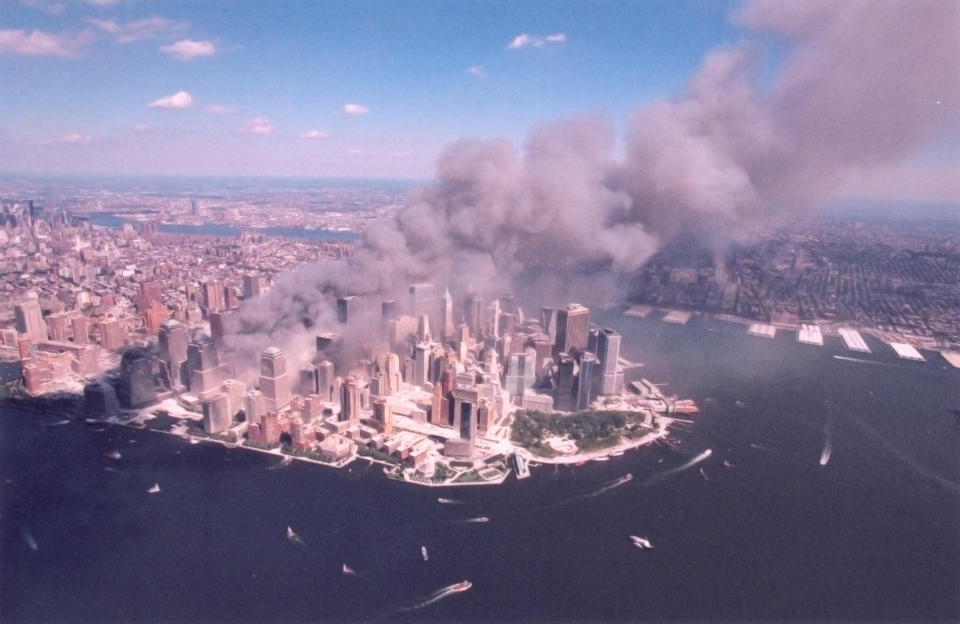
224,0,959,373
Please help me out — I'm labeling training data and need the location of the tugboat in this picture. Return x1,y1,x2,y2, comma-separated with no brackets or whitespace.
421,546,429,561
630,535,653,550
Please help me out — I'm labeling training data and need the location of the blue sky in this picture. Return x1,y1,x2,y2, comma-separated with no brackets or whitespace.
0,0,752,178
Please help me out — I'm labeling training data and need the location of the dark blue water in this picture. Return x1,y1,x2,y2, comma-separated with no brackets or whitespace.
86,213,359,242
2,315,958,622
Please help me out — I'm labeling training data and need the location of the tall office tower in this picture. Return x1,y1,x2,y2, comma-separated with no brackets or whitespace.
299,364,319,397
452,385,479,450
595,327,624,395
46,312,67,342
531,335,553,383
118,348,158,409
221,379,246,418
554,303,590,356
259,347,291,413
261,411,281,446
369,373,384,398
381,353,399,395
186,334,222,400
158,319,189,390
417,314,432,343
499,292,516,314
413,343,430,388
14,298,47,344
242,274,269,299
225,286,240,310
202,279,225,312
587,327,599,354
576,352,597,410
487,299,501,338
498,312,516,338
339,376,360,426
381,299,399,321
430,380,444,425
144,301,169,335
555,353,576,411
440,287,454,340
71,315,89,345
208,310,225,342
100,318,127,351
138,280,163,312
505,348,537,402
336,295,358,324
84,380,120,418
202,393,232,434
409,283,434,320
372,398,393,434
316,360,335,402
315,333,338,356
244,390,265,424
464,293,484,340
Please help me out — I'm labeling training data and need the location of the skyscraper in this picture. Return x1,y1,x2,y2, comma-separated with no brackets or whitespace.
158,319,189,390
46,312,67,342
316,360,335,402
337,295,359,324
202,279,225,312
555,303,590,356
71,315,89,345
413,343,430,388
259,347,291,413
384,353,401,396
555,353,576,411
118,348,158,409
440,287,454,340
299,364,319,397
100,318,127,350
409,282,434,320
339,376,359,426
464,293,483,339
14,298,46,344
505,348,537,402
595,328,624,395
187,334,222,400
372,397,393,434
577,352,597,410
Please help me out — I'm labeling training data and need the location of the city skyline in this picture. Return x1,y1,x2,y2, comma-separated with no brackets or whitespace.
1,0,957,207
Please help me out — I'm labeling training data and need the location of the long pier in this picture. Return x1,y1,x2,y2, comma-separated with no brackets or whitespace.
888,342,925,361
797,324,824,346
838,328,871,353
747,323,776,339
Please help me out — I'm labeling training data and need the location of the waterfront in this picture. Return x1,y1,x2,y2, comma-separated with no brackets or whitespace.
86,212,360,242
2,314,958,623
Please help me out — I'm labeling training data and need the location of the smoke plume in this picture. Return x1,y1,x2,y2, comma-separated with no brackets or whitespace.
224,0,959,376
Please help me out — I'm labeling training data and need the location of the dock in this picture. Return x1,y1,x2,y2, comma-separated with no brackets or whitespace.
797,324,824,346
940,351,960,369
662,310,692,325
623,305,652,319
747,323,776,339
512,452,530,479
888,342,925,361
838,328,871,353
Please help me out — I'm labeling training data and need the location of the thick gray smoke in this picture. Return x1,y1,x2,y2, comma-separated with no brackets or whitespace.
224,0,959,377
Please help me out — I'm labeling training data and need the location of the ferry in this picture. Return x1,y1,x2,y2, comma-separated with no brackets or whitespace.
104,450,122,460
286,526,296,540
421,546,429,561
342,564,356,576
147,483,161,494
512,453,530,479
630,535,653,550
451,580,472,592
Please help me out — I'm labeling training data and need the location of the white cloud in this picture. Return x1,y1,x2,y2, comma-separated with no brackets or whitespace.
205,103,237,115
467,65,487,78
148,90,193,109
301,129,330,140
0,28,92,58
508,32,567,49
239,116,273,135
88,16,187,43
61,133,93,144
160,39,217,60
343,103,369,116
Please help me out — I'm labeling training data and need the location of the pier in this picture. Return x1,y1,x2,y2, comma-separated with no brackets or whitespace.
887,342,925,361
797,324,824,346
940,351,960,369
623,305,652,319
662,310,692,324
838,328,871,353
747,323,776,339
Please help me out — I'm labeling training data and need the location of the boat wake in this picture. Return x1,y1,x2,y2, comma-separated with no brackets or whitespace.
437,497,463,505
643,450,712,486
548,474,633,508
460,516,489,524
749,443,780,455
268,456,293,470
391,580,472,614
43,419,71,427
832,355,897,368
20,526,39,551
820,410,834,466
286,526,306,547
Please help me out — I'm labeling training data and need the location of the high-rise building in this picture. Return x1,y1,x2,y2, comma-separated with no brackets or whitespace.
412,343,430,388
259,347,291,413
118,348,158,409
384,353,401,395
202,393,232,434
577,352,597,410
46,312,67,342
158,319,189,390
555,303,590,356
339,376,360,426
372,397,393,434
440,287,454,340
409,283,434,321
381,299,399,320
299,364,319,397
505,348,537,403
186,334,222,400
417,314,431,343
100,318,127,351
595,328,623,395
555,353,576,411
202,279,225,312
337,295,359,324
316,360,335,402
464,293,484,340
71,315,89,345
208,310,226,342
452,385,479,452
14,298,47,344
244,389,265,424
242,274,269,299
541,307,557,344
430,380,445,425
144,301,169,335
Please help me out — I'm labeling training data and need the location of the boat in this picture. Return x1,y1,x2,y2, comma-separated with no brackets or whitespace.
421,546,429,561
104,450,122,460
630,535,653,550
593,456,610,462
466,516,489,523
342,564,356,576
437,497,458,504
451,580,472,592
616,473,634,484
512,453,530,479
609,450,624,457
699,467,709,481
147,483,161,494
286,526,296,540
722,460,734,470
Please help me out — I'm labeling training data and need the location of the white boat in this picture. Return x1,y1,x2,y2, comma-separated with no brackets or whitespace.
286,526,296,540
104,450,122,460
609,450,624,457
451,580,472,592
147,483,161,494
342,564,356,576
630,535,653,550
421,546,429,561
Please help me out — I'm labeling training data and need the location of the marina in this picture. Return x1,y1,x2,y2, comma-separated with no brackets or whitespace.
838,328,871,353
887,342,925,361
747,323,777,339
797,324,824,346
